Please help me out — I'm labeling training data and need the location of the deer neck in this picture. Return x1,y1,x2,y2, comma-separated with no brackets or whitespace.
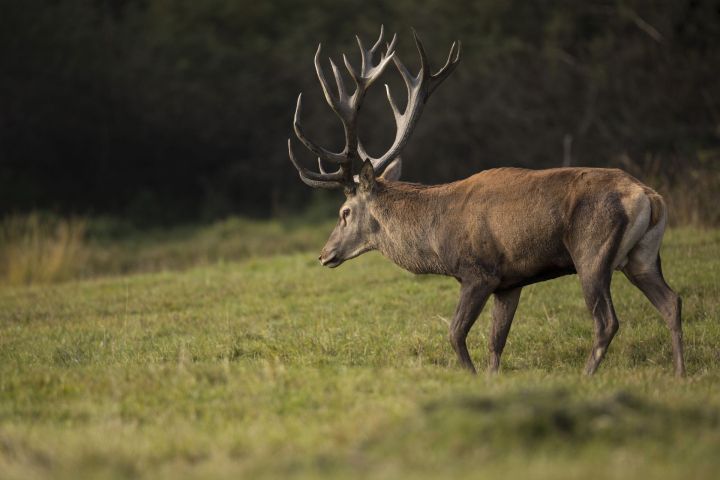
370,183,448,275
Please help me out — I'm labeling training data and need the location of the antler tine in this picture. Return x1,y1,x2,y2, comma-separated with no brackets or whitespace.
288,139,345,189
315,44,354,119
317,157,328,174
371,34,397,77
429,40,462,95
390,49,417,99
355,35,368,77
293,93,348,165
350,28,397,89
384,84,402,121
328,58,346,101
412,29,430,83
313,45,337,108
370,24,385,55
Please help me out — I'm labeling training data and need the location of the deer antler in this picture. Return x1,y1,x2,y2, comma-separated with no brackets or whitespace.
288,26,396,189
288,28,461,189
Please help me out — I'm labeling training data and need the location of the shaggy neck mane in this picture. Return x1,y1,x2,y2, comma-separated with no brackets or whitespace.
369,180,449,275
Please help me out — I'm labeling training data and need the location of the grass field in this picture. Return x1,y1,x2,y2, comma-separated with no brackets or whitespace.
1,225,719,479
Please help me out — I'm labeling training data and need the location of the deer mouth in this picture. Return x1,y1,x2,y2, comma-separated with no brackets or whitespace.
320,253,343,268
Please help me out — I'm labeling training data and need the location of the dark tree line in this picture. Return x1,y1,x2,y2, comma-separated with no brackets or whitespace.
1,0,719,224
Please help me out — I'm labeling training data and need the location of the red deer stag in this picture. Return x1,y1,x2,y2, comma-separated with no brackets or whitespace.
287,27,685,376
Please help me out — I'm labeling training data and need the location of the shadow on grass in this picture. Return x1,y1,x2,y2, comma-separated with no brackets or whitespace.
413,389,718,448
253,387,720,478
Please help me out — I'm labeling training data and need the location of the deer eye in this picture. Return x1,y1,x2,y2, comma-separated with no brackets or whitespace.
341,208,351,220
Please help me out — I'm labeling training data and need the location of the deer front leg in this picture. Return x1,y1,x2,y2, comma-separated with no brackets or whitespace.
449,282,494,374
488,287,522,374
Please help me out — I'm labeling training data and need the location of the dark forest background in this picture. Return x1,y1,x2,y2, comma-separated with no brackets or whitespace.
1,0,719,225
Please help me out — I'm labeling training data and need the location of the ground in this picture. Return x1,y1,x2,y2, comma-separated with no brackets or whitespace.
1,227,719,479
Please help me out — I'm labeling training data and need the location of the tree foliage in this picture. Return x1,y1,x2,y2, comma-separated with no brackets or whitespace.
1,0,718,223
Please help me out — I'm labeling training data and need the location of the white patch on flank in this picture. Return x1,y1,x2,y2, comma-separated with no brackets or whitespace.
628,212,667,271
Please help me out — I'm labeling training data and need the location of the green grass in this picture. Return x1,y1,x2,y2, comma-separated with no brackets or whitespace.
1,227,719,479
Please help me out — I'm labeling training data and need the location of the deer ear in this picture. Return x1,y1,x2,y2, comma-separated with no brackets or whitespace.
358,159,376,192
379,157,402,181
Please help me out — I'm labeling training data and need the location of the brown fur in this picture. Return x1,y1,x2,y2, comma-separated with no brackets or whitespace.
371,168,634,285
318,165,686,376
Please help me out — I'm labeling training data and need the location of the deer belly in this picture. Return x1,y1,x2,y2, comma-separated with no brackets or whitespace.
497,263,577,290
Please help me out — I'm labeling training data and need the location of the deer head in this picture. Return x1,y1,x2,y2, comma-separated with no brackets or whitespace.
288,27,461,267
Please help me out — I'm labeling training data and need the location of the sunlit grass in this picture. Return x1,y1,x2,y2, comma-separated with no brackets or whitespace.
0,214,334,285
0,213,87,285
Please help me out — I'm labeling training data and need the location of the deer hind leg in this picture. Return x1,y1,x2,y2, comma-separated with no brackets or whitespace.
620,209,685,376
488,287,522,374
449,282,494,374
578,268,620,375
566,191,632,375
572,221,626,375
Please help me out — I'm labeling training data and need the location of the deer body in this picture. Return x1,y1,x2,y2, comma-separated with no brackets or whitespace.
370,167,650,283
288,28,685,376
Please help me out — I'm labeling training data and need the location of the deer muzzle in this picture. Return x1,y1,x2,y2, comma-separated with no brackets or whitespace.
319,250,342,268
